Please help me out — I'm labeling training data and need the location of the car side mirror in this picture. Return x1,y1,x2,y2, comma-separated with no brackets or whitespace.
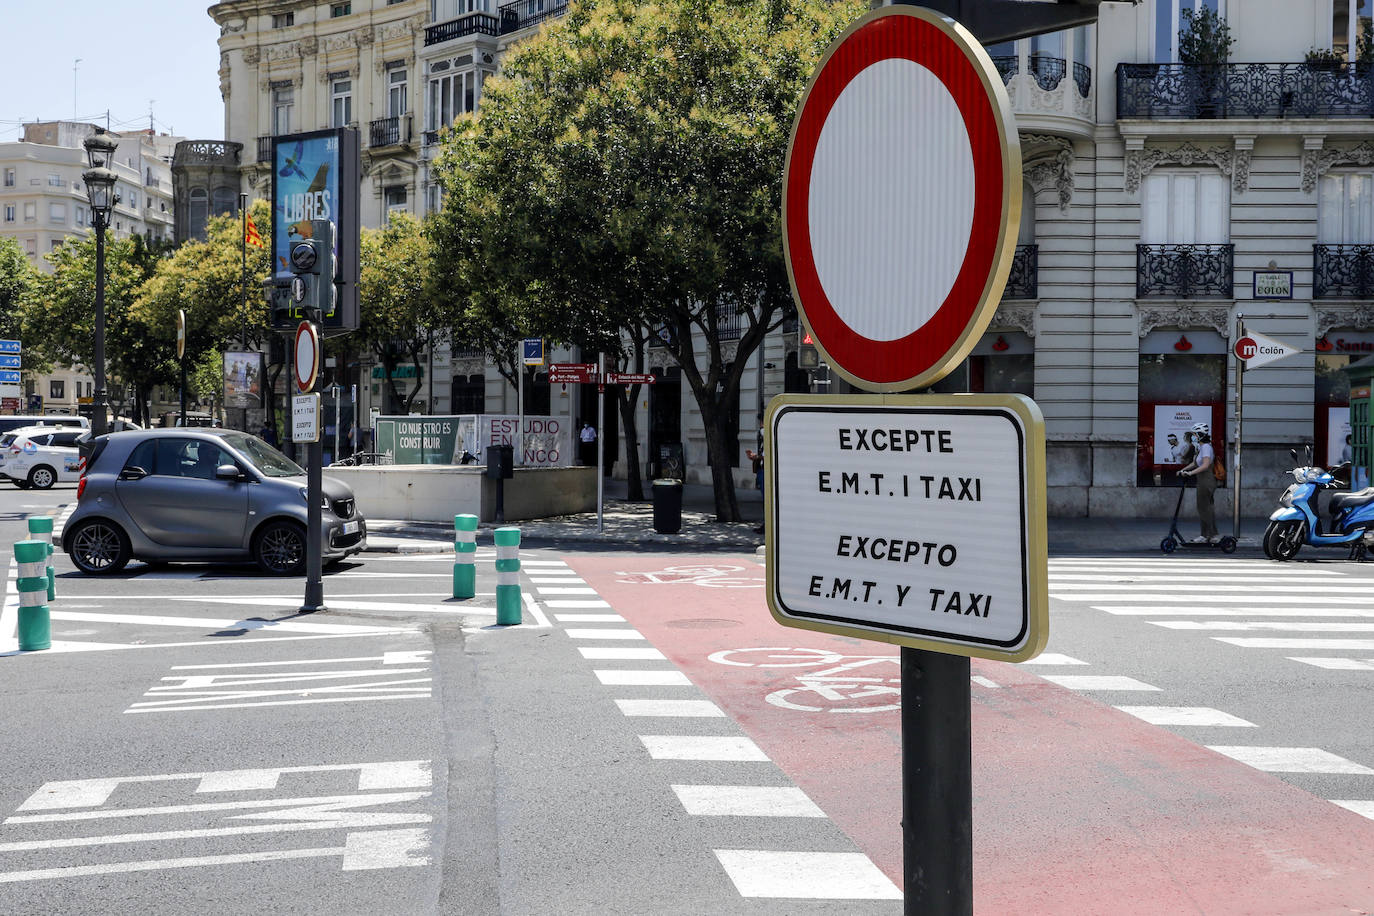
215,464,244,481
118,466,148,481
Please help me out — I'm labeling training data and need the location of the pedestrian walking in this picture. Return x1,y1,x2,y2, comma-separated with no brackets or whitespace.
258,421,278,447
1179,422,1218,544
579,421,597,466
745,423,765,534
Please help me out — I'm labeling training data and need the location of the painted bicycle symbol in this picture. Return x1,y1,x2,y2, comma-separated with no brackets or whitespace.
707,646,900,713
614,564,763,589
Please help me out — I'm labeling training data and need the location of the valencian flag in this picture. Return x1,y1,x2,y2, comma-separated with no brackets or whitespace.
244,213,264,249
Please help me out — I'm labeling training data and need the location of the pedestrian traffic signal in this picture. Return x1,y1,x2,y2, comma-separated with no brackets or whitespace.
799,331,820,369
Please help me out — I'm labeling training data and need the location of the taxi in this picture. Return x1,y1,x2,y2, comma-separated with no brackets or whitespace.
0,426,85,489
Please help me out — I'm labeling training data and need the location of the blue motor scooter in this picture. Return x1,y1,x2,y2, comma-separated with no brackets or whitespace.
1263,447,1374,561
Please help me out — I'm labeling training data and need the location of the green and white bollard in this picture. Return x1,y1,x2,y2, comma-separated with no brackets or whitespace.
494,526,522,626
27,516,55,601
14,539,51,651
453,514,478,600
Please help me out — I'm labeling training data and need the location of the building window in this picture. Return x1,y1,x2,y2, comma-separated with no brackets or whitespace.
48,203,66,223
75,206,86,227
23,238,35,256
50,239,62,252
451,374,485,414
331,79,354,128
331,2,351,16
385,186,408,212
1142,170,1230,244
23,202,35,223
272,86,294,136
428,67,481,135
128,191,138,209
2,168,13,187
1319,171,1374,243
388,66,408,120
1137,329,1226,488
272,12,294,27
47,173,62,187
49,380,64,400
426,181,443,214
1334,0,1373,60
1155,0,1225,62
3,205,12,223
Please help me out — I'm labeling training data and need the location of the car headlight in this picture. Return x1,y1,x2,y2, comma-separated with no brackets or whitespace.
299,489,331,511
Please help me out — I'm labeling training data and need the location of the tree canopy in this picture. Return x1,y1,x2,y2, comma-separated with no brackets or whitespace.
430,0,863,518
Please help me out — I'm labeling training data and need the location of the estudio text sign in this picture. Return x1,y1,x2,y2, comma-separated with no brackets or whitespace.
765,394,1048,661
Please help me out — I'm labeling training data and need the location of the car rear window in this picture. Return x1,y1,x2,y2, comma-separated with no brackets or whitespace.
50,432,82,448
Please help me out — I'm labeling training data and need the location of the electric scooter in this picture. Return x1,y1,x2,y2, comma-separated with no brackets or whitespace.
1263,448,1374,561
1160,478,1238,554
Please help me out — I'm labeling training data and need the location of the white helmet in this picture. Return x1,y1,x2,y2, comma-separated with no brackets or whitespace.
1191,422,1209,435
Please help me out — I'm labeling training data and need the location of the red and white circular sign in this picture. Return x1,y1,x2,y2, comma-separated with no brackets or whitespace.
294,321,320,393
783,7,1021,391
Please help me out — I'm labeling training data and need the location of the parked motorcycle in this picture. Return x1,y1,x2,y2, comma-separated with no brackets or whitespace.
1263,447,1373,560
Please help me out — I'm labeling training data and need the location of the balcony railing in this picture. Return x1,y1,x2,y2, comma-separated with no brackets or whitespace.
257,136,273,163
1315,243,1374,298
1029,55,1067,92
1137,244,1234,298
990,56,1017,85
1004,244,1038,299
424,13,500,45
1072,61,1092,98
498,0,568,34
369,115,412,148
1118,62,1374,119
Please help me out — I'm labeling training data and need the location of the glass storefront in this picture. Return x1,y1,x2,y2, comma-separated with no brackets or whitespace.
1137,329,1226,487
1314,331,1374,468
930,330,1034,396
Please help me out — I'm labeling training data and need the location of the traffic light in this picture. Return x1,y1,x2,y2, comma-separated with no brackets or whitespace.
798,330,820,369
265,277,294,330
269,219,336,331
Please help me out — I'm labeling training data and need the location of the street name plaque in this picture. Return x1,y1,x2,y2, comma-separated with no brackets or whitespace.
766,393,1047,662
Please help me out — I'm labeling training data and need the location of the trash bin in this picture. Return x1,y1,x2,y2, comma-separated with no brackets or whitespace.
652,478,683,534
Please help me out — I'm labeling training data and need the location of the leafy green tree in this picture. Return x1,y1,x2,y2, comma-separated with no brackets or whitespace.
0,238,36,345
430,0,863,519
23,232,166,425
354,212,445,414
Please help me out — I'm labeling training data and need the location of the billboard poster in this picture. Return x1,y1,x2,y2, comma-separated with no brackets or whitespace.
373,415,571,467
223,351,264,408
1153,404,1212,464
270,128,360,335
1328,407,1353,469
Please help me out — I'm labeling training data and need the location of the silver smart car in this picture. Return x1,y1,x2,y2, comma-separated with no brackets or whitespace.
62,429,366,575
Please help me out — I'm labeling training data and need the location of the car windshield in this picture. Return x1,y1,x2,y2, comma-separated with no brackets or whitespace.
220,432,304,478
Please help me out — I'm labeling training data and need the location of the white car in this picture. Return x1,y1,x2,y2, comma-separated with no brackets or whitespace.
0,426,85,489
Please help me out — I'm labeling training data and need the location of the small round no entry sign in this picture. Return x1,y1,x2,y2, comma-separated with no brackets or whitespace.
783,7,1021,391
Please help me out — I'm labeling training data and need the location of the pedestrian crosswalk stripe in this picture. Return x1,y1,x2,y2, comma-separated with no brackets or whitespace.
1062,593,1374,604
713,850,902,899
1114,706,1257,727
672,785,824,817
544,600,612,608
594,669,692,686
1052,574,1344,584
1334,800,1374,820
1214,637,1374,650
1153,621,1374,632
1207,746,1374,775
639,736,769,761
1052,583,1367,594
578,647,665,660
565,629,644,640
554,614,625,623
1020,653,1088,666
534,586,597,595
1096,606,1374,617
1288,657,1374,670
615,699,725,717
1040,675,1161,691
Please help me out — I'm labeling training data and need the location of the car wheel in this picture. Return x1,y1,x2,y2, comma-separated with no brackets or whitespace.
67,519,131,575
254,520,307,575
28,466,56,490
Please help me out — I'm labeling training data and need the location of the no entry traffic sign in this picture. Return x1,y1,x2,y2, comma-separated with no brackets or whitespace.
783,7,1021,391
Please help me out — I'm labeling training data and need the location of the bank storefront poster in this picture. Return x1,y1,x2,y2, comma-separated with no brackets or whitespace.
1153,405,1212,464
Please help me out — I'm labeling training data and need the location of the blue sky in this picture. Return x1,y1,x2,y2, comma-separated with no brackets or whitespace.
0,0,225,143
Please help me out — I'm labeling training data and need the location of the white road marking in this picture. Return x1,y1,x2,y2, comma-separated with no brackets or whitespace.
1334,800,1374,819
1,631,421,657
1154,621,1374,632
1207,746,1374,775
544,600,612,608
639,736,769,761
1065,594,1374,604
340,827,431,870
1019,653,1088,665
1288,657,1374,670
1052,574,1345,584
1096,606,1374,617
520,590,551,629
594,669,691,686
197,769,282,792
1051,583,1367,594
578,647,665,660
671,785,824,817
48,610,402,634
10,791,430,823
518,560,570,567
0,845,352,883
1040,675,1162,691
554,614,625,623
713,850,902,899
1215,638,1374,650
970,676,1001,689
565,629,644,640
1115,706,1257,727
534,586,597,595
615,699,725,717
529,577,585,585
183,597,494,616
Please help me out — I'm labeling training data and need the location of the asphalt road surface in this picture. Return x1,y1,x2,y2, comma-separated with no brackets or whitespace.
2,483,1373,914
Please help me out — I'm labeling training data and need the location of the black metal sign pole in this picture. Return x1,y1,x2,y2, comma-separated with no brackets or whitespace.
902,645,973,914
303,322,325,612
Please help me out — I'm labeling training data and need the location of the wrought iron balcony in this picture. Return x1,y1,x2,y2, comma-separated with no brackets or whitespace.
1029,55,1067,92
369,116,411,148
1004,244,1038,299
257,136,273,163
1137,244,1234,299
1315,243,1374,298
1072,61,1092,98
1117,62,1374,119
990,56,1017,85
499,0,568,34
423,130,440,147
716,306,747,341
425,13,499,45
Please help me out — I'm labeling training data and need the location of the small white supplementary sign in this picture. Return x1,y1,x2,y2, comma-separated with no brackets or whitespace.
293,393,320,444
765,393,1047,661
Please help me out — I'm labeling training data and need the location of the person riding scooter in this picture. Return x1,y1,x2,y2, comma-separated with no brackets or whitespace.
1178,422,1218,544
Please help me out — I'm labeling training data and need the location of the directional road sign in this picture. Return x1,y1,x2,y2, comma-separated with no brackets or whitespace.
1235,330,1301,370
783,7,1021,392
765,393,1048,661
0,370,20,385
522,338,545,366
0,355,19,369
549,363,598,384
0,340,19,354
604,372,656,385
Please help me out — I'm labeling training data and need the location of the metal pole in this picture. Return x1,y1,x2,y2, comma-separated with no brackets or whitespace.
92,220,107,439
179,355,187,429
239,193,249,432
333,386,340,464
517,344,525,467
597,352,605,534
1233,314,1244,539
303,321,325,613
902,646,972,916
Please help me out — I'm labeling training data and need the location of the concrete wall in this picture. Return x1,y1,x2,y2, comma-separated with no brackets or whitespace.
325,465,597,524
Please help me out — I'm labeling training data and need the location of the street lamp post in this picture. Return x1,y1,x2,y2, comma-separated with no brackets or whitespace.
82,129,119,439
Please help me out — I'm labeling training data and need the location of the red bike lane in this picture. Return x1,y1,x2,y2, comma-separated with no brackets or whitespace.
567,554,1374,915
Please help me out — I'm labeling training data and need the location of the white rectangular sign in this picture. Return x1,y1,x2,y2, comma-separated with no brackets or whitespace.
765,394,1047,661
292,394,320,444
